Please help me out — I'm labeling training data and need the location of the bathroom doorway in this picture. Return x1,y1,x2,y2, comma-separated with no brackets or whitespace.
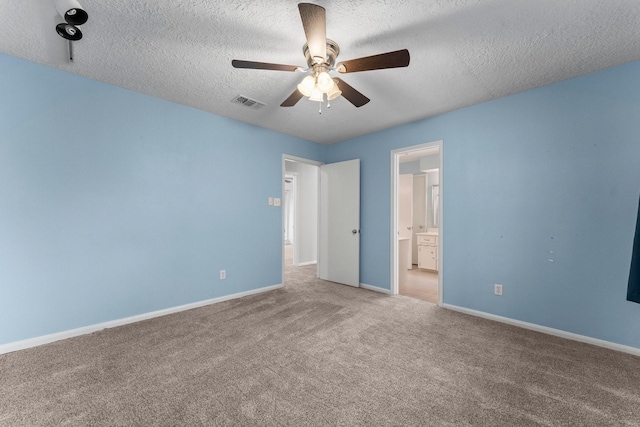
391,141,443,304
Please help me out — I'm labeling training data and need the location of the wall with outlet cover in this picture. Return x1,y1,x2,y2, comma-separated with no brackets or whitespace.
3,51,640,352
325,61,640,349
0,54,323,346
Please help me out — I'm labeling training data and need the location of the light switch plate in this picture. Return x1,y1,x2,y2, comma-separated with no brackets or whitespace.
274,198,281,206
268,197,273,206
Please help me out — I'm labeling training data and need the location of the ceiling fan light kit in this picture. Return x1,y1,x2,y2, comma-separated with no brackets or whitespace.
297,66,342,104
231,3,410,112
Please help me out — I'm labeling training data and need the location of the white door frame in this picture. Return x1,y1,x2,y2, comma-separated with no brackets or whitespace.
412,173,427,264
284,172,297,250
390,140,443,304
282,154,323,284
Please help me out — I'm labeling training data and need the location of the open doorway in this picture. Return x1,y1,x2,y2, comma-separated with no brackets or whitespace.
391,141,443,304
282,155,321,284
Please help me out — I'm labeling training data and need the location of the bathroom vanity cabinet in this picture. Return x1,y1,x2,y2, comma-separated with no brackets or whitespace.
417,234,438,271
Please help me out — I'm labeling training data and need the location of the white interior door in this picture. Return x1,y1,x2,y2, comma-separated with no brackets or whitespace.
318,159,360,287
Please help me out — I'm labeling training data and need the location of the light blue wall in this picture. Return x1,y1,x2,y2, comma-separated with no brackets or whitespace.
4,52,640,351
0,54,323,345
326,61,640,349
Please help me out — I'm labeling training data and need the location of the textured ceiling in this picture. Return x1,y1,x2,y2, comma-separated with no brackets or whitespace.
2,0,640,144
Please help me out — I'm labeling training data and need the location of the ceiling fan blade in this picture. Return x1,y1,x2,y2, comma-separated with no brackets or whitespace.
337,49,410,73
334,78,370,107
232,60,299,72
281,89,305,107
298,3,326,63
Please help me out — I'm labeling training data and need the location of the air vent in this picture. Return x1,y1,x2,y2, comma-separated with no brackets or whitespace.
231,95,265,109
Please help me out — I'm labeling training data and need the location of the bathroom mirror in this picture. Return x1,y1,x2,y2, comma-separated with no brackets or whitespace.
432,185,439,227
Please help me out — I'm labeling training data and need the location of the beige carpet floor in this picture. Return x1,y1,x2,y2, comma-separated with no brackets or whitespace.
1,261,640,426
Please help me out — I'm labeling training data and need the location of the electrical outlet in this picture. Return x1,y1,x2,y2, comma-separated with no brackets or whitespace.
494,284,503,296
220,270,226,280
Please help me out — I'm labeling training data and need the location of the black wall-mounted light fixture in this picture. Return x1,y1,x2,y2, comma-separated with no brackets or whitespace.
55,0,88,60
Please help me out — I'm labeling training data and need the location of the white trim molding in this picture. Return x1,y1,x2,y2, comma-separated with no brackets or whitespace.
390,141,443,303
296,261,317,267
360,283,391,294
442,303,640,357
0,284,284,355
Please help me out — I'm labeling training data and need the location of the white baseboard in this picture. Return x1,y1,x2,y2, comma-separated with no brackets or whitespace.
360,283,391,294
0,283,284,355
296,261,317,267
441,303,640,357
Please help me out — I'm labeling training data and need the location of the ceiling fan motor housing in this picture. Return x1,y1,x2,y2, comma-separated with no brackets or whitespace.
303,39,340,69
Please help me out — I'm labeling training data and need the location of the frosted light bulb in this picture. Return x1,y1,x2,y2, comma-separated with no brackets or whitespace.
327,81,342,100
309,88,323,102
316,71,334,93
297,76,315,97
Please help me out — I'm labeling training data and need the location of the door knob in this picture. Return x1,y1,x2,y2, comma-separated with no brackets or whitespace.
352,229,358,234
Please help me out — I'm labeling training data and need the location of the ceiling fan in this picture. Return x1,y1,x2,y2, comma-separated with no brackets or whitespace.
231,3,410,109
